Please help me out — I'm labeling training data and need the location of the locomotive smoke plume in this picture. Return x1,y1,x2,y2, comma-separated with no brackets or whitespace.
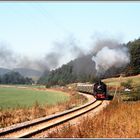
44,36,84,70
0,37,130,76
17,57,50,72
0,36,84,72
0,44,49,72
91,39,130,74
0,44,18,68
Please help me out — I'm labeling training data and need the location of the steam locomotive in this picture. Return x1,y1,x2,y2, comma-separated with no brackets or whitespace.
77,80,108,100
93,80,107,99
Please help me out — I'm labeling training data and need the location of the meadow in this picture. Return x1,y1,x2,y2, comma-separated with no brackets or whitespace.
103,74,140,87
0,86,87,128
103,74,140,101
0,86,69,109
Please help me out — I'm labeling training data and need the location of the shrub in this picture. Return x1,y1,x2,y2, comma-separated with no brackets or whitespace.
121,79,133,89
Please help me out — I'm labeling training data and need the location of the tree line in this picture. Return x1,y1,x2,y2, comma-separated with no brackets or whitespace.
37,57,98,87
125,38,140,75
0,71,34,84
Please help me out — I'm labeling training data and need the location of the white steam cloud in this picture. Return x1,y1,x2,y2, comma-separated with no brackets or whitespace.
92,43,130,73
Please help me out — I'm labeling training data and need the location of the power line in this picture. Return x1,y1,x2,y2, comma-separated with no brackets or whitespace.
35,4,72,35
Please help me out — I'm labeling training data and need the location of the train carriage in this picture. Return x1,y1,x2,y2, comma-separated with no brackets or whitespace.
77,80,108,100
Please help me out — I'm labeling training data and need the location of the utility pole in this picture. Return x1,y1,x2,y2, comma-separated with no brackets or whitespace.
113,74,122,101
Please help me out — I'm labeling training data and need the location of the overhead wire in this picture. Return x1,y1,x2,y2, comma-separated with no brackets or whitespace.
34,4,72,36
8,4,72,37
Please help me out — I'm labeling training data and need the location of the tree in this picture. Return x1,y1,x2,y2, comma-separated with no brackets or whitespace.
0,71,34,84
126,38,140,75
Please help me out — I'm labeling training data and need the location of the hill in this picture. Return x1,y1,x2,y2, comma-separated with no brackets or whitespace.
38,38,140,86
0,71,33,84
38,54,97,86
13,68,43,81
0,67,43,81
0,68,11,75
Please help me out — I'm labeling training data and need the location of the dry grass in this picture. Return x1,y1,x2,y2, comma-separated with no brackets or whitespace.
48,98,140,138
47,75,140,138
103,74,140,87
0,89,87,128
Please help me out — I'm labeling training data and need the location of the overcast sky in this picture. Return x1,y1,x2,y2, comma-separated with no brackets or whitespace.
0,2,140,60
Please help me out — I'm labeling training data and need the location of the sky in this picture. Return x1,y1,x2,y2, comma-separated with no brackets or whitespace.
0,2,140,68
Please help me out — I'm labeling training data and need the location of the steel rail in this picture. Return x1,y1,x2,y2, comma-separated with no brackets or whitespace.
0,94,103,138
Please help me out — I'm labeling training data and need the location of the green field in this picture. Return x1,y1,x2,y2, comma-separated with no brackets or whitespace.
0,84,46,89
0,86,69,109
103,75,140,101
103,75,140,87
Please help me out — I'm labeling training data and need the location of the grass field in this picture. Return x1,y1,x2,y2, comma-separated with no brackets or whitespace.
103,74,140,101
0,86,69,109
103,74,140,87
0,84,46,89
0,87,86,128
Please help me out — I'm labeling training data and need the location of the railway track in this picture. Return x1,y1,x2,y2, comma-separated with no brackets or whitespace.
0,93,103,138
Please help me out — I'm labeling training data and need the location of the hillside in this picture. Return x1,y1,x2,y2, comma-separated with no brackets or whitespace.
38,55,97,86
0,68,11,75
0,67,43,81
38,38,140,86
13,68,43,81
0,71,33,84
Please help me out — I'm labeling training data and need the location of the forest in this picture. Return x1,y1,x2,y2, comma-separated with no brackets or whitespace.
0,71,33,84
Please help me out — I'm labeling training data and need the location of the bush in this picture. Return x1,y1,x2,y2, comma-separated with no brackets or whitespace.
121,79,133,89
